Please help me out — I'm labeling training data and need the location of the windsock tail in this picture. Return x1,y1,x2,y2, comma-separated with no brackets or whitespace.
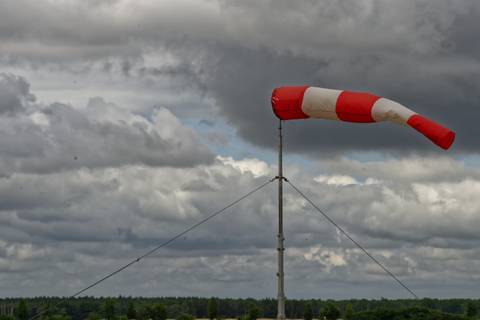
407,115,455,150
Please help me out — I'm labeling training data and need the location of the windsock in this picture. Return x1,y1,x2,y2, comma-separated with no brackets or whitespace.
271,86,455,150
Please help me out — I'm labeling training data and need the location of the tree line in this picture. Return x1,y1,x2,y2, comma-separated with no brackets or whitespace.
0,297,478,320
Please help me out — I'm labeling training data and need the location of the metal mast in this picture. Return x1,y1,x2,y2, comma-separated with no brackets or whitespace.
277,120,286,320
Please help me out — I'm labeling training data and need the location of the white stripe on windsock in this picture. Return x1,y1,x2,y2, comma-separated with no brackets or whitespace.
301,87,341,120
371,98,417,126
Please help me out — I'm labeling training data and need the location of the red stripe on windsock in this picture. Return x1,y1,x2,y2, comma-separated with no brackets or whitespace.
336,91,380,123
271,86,310,120
407,115,455,150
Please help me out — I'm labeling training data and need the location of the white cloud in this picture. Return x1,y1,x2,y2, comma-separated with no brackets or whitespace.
314,174,359,186
218,156,273,178
2,152,479,297
0,73,214,175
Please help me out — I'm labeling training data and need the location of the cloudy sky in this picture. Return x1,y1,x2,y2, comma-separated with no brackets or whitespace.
1,0,480,300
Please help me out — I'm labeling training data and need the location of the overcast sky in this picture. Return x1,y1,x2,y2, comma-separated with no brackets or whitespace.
1,0,480,300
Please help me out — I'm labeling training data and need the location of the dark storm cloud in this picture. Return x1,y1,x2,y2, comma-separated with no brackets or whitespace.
203,46,480,155
168,1,477,154
2,0,477,154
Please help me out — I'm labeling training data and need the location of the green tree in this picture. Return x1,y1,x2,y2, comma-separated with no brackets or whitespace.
50,315,71,320
127,303,137,320
85,312,100,320
303,303,313,320
466,301,478,318
246,303,260,320
320,303,340,320
176,314,194,320
207,298,218,320
344,304,353,320
16,300,29,320
104,299,115,320
39,302,53,320
151,303,167,320
143,305,153,320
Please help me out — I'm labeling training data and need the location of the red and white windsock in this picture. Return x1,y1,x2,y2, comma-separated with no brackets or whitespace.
271,86,455,150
